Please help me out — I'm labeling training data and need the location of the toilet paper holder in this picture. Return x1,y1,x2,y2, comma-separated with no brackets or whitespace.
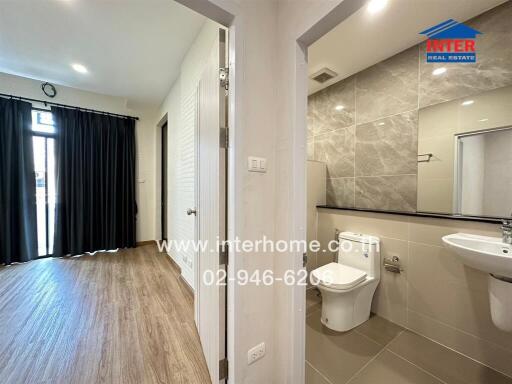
384,256,404,273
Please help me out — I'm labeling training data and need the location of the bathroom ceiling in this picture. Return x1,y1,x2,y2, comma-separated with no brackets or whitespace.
308,0,508,94
0,0,206,106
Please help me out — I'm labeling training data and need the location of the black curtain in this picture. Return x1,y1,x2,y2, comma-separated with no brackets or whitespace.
0,98,38,265
52,107,136,257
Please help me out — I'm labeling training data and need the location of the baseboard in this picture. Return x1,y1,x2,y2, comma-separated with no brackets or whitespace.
179,275,194,295
136,240,155,247
165,254,194,296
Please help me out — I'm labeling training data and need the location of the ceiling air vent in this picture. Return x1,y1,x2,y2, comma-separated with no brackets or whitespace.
310,68,337,83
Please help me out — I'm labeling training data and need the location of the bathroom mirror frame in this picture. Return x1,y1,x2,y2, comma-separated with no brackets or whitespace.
452,125,512,218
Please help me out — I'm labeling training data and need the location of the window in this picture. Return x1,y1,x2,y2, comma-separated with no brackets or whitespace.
31,110,56,257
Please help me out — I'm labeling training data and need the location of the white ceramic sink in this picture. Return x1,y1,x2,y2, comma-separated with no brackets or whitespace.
442,233,512,278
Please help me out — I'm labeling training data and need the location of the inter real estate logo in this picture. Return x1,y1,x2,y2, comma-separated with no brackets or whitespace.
420,19,482,63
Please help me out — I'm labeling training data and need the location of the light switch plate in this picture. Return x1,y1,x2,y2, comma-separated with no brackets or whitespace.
248,156,267,173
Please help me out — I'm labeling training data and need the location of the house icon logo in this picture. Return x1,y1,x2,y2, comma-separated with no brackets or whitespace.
420,19,482,63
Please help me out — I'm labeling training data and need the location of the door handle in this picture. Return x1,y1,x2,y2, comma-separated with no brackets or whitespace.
187,208,197,216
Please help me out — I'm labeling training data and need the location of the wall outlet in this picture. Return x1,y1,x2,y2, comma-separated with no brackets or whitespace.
247,342,266,365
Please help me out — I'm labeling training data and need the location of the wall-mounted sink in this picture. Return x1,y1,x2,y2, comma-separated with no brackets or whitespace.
442,233,512,278
442,233,512,332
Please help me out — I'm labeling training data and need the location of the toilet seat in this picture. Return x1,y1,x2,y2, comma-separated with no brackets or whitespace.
311,262,367,290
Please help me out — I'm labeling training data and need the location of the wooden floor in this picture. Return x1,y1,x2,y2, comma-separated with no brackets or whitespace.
0,245,211,384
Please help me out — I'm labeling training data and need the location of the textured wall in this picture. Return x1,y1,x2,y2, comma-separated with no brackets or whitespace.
308,1,512,212
157,20,222,288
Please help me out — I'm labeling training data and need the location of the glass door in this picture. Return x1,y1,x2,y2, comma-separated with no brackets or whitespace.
31,110,56,258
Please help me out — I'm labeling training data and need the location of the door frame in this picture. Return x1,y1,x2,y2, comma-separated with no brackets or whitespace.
175,1,365,383
194,85,201,326
161,121,168,241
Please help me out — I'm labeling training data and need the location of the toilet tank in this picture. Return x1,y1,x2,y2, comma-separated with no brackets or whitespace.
337,232,380,279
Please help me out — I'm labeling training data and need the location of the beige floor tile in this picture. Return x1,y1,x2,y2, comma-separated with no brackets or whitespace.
306,311,382,384
306,362,332,384
407,309,512,378
355,314,404,346
388,331,512,384
347,350,444,384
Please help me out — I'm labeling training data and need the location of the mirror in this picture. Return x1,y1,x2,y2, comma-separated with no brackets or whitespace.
417,85,512,217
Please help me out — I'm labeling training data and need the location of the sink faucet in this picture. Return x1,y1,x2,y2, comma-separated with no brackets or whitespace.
503,215,512,244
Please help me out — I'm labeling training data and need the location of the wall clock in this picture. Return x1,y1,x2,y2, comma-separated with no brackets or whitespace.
41,82,57,98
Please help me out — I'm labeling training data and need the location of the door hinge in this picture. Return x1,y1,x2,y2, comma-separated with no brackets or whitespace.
220,67,229,90
219,358,228,381
303,252,308,268
220,127,229,149
219,243,229,266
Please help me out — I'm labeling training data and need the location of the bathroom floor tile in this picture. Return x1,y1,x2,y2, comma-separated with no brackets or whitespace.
306,362,332,384
387,331,512,384
347,350,444,384
306,288,322,315
355,313,404,346
306,311,382,384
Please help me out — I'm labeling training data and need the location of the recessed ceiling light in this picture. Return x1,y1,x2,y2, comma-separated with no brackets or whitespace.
377,122,385,126
432,67,447,76
335,105,344,111
461,100,474,106
367,0,388,14
478,118,489,122
72,63,88,74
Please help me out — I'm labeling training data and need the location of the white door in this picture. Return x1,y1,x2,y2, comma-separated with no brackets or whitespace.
197,28,228,384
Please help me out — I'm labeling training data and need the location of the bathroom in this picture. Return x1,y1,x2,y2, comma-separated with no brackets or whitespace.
305,1,512,383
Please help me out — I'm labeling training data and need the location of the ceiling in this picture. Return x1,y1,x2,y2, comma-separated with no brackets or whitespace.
308,0,508,94
0,0,206,106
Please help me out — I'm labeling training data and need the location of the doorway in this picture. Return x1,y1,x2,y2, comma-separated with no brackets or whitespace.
161,121,168,241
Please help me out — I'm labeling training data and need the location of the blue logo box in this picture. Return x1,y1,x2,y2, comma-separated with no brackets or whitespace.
426,52,476,63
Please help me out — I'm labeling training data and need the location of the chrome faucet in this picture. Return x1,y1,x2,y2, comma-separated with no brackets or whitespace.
503,215,512,245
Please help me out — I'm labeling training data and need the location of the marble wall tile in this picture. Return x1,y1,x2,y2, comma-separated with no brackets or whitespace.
355,175,417,212
326,177,355,207
419,1,512,108
355,111,418,176
356,47,419,124
308,77,355,137
313,126,355,178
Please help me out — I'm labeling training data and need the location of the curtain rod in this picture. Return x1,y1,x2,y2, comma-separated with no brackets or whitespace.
0,92,139,121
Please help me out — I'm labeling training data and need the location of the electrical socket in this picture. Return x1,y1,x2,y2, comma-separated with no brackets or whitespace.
247,342,266,365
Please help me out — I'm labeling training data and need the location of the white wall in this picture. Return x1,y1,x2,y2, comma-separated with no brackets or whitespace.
0,72,158,242
165,0,364,382
156,20,222,289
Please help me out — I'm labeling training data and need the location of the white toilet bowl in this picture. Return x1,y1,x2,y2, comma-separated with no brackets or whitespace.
312,263,379,332
311,232,380,332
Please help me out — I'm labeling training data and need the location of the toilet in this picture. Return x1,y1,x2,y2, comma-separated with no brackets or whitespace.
311,232,380,332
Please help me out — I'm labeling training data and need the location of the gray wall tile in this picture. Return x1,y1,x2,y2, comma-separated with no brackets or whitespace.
356,47,419,124
308,2,512,212
313,126,355,178
355,175,417,212
308,76,355,137
355,111,418,176
327,177,355,207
